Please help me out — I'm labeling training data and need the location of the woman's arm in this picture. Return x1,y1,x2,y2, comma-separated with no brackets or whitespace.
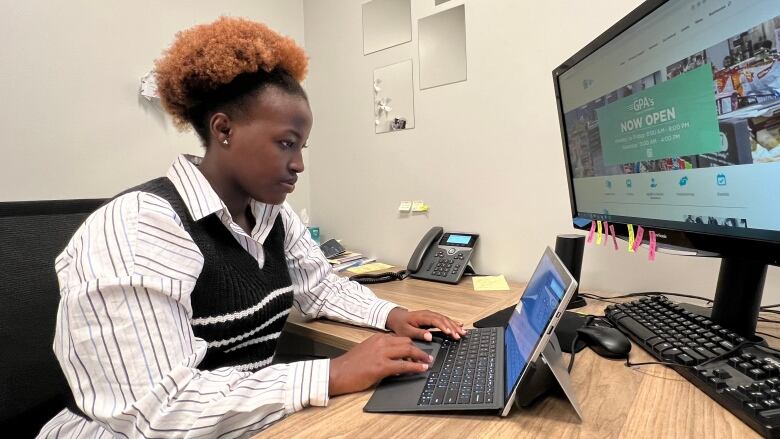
280,203,398,329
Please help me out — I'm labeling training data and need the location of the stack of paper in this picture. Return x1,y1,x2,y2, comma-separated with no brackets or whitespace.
327,251,376,272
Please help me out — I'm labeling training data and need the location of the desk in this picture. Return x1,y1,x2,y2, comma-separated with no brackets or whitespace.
265,275,776,438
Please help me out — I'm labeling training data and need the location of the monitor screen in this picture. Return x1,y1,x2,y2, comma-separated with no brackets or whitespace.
503,250,568,398
556,0,780,244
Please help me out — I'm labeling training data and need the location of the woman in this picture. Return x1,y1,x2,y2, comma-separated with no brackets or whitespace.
38,17,464,438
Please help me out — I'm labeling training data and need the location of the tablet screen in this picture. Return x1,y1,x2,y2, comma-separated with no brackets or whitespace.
503,249,569,398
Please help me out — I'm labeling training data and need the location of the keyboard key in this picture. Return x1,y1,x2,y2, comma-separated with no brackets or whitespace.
694,347,716,360
431,388,446,405
676,353,695,366
764,399,780,410
680,347,705,364
746,402,765,415
726,387,751,404
659,348,681,361
713,369,731,379
749,368,768,380
763,364,779,378
616,316,655,342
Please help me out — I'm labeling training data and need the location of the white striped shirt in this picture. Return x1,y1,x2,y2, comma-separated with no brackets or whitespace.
37,154,399,438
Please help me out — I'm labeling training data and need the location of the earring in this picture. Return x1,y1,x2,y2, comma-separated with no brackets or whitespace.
223,139,229,145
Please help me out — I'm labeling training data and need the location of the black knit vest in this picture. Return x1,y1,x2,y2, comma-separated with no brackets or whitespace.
118,177,294,372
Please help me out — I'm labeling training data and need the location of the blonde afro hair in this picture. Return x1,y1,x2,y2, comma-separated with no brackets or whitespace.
154,16,308,130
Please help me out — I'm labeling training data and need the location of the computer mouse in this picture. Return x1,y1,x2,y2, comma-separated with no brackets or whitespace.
577,325,632,359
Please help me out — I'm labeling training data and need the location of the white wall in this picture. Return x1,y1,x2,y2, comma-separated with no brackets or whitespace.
0,0,310,213
302,0,780,304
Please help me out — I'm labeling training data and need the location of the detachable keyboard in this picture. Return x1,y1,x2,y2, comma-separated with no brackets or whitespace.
606,295,780,438
417,327,498,406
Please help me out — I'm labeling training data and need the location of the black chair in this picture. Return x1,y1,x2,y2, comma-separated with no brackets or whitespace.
0,199,103,437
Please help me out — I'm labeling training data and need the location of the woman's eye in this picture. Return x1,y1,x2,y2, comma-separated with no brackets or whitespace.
280,140,295,149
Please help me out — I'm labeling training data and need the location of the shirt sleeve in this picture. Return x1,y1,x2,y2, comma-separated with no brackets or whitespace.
280,203,400,329
53,192,328,438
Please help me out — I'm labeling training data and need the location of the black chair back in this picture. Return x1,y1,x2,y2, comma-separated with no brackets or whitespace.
0,199,103,437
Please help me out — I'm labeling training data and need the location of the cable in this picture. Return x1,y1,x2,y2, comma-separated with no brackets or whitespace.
586,291,713,304
348,270,408,284
624,340,753,370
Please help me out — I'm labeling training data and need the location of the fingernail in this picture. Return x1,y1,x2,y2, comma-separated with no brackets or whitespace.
428,355,434,362
422,363,429,370
424,332,432,341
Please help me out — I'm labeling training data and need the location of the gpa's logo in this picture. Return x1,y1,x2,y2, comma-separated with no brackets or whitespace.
627,96,655,112
583,79,594,89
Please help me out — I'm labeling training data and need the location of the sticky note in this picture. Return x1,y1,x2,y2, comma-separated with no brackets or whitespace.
473,275,510,291
587,221,596,243
573,217,592,228
398,201,412,212
603,221,609,246
411,200,429,212
610,224,618,250
596,220,603,245
632,226,645,252
347,262,393,274
627,224,635,252
648,231,657,262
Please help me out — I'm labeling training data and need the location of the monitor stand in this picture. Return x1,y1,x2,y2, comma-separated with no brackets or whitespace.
672,257,767,338
709,257,767,337
510,334,583,420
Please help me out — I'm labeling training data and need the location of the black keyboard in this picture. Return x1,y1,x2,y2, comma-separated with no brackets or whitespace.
417,327,497,406
606,296,780,438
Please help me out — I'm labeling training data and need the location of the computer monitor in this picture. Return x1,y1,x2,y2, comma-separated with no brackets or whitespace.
552,0,780,337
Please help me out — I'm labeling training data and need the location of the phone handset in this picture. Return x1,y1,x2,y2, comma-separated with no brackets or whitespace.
407,226,444,273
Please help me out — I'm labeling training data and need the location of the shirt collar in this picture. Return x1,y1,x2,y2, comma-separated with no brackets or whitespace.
166,154,282,243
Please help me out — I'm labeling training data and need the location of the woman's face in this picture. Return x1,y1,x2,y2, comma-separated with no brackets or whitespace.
226,86,313,205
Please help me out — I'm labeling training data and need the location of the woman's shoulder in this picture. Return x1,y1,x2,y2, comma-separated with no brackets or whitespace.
69,190,186,251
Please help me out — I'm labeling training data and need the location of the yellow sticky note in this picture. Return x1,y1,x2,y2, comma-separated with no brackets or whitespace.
411,200,429,212
628,224,635,253
472,275,510,291
347,262,393,274
596,220,603,245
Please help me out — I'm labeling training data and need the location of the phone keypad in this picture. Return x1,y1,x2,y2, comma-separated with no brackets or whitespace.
431,256,462,278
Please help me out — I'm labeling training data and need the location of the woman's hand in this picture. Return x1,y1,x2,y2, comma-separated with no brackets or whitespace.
328,334,433,396
386,308,466,341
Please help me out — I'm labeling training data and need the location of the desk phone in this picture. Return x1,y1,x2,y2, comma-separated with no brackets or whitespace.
407,227,478,284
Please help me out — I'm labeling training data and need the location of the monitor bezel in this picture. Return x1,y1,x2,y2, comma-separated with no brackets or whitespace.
552,0,780,266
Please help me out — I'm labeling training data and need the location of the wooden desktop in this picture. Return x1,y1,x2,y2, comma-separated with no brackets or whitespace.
262,273,771,438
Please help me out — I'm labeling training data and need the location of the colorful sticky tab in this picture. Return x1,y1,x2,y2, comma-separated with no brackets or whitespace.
603,221,610,246
648,231,657,261
573,217,592,228
596,220,603,245
610,224,619,250
587,221,596,243
627,224,635,252
632,226,645,252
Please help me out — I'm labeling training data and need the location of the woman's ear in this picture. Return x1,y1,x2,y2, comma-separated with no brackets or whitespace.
209,112,232,146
